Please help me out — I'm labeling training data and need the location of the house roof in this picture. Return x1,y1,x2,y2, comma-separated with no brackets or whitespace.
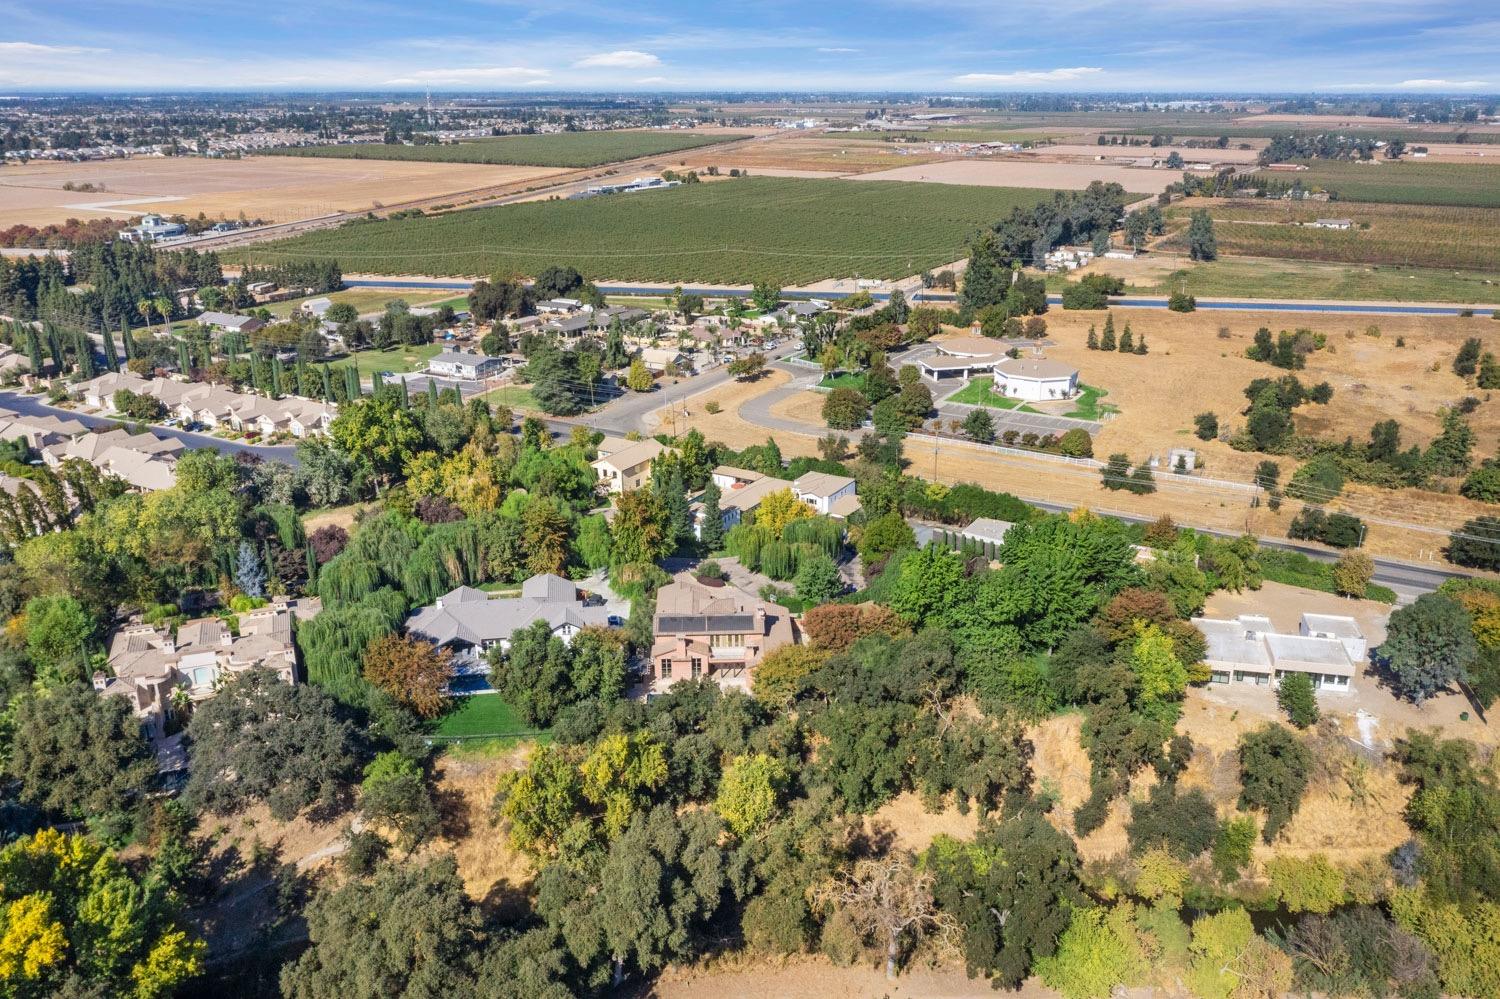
197,311,261,330
994,357,1078,381
432,349,498,369
593,438,666,474
793,470,855,499
1194,616,1273,669
936,336,1004,358
1265,633,1355,676
406,575,609,647
829,494,863,519
961,517,1014,544
1301,613,1363,639
718,474,787,513
713,465,764,483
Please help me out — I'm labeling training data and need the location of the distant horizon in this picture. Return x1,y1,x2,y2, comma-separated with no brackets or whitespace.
3,1,1496,93
0,89,1495,100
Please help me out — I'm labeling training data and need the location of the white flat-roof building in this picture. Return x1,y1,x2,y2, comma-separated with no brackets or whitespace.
1194,612,1360,692
919,339,1080,400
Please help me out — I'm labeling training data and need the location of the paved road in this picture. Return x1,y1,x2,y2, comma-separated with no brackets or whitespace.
341,278,1500,318
0,392,300,463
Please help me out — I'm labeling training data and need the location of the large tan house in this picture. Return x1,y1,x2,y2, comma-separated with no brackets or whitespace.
648,571,797,695
591,438,669,494
95,601,302,740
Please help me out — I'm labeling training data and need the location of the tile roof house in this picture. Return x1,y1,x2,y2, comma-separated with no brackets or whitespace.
649,571,798,695
1193,612,1361,692
96,602,300,740
0,408,89,448
592,438,669,495
42,428,184,491
405,573,612,691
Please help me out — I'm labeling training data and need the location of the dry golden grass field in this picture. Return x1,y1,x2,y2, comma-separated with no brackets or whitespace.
678,132,948,175
0,156,566,226
660,305,1499,561
850,158,1174,192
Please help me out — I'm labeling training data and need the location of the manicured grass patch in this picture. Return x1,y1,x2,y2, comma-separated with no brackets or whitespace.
429,695,541,740
1271,160,1500,208
949,376,1040,412
331,343,442,378
817,372,864,390
1259,549,1397,604
1123,257,1500,304
1063,383,1118,421
263,288,453,319
231,177,1067,287
266,130,751,168
478,385,539,411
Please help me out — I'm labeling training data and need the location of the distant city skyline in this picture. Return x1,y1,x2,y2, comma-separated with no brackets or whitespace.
0,0,1495,93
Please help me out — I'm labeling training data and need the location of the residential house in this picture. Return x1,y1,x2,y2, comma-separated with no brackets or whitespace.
639,347,688,373
959,517,1014,548
428,349,504,381
405,573,612,693
1311,218,1353,230
918,339,1080,401
544,314,594,338
592,438,668,495
1193,612,1361,692
298,296,334,318
0,408,88,448
537,298,583,314
649,571,798,694
117,214,187,243
196,311,266,334
793,470,860,518
692,466,786,538
95,601,300,740
43,427,184,491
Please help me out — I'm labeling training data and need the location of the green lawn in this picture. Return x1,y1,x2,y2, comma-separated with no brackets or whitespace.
949,377,1039,412
331,343,442,378
264,130,751,168
230,176,1070,287
262,288,454,319
1063,383,1119,421
429,695,542,740
817,372,863,390
479,385,539,411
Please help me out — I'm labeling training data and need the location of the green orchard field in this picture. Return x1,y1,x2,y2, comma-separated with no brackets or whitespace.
264,130,751,168
1264,160,1500,207
232,176,1069,286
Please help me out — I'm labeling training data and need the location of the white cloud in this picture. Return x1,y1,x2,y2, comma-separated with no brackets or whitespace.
384,66,550,85
636,76,670,84
817,46,859,53
952,66,1102,84
0,41,106,55
574,49,660,69
1329,77,1490,89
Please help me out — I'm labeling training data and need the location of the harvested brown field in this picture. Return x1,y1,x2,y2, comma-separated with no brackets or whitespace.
1033,144,1264,164
849,159,1172,192
679,133,947,174
0,156,565,226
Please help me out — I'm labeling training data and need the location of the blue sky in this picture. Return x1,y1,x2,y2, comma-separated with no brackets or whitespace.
0,0,1495,93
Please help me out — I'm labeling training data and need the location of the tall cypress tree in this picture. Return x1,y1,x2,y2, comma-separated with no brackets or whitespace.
120,320,135,361
426,378,439,409
320,363,334,402
176,339,192,376
699,478,724,550
101,323,119,372
270,356,284,398
397,377,409,410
